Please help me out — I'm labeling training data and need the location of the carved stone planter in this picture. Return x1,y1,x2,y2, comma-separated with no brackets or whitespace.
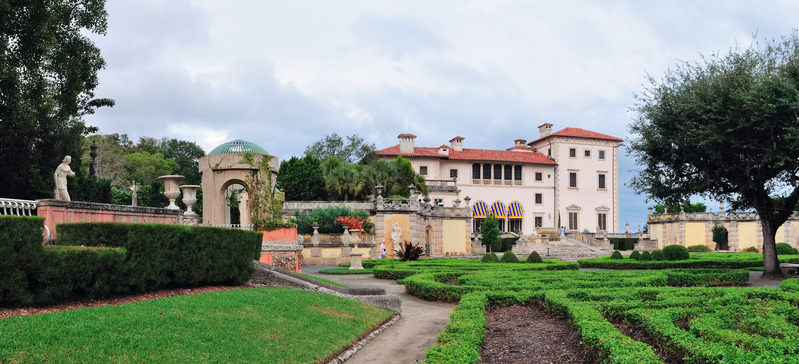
179,185,200,215
158,175,184,210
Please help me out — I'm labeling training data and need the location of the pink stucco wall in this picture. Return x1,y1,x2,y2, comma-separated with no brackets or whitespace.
37,199,181,240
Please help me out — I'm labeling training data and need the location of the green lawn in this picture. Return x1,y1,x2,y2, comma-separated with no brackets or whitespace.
0,287,392,364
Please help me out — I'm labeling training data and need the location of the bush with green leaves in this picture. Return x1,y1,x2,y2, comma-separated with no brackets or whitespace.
687,244,711,252
629,250,641,260
640,250,652,261
479,215,501,252
743,246,759,253
481,252,499,263
610,250,623,259
662,244,690,261
526,251,543,263
292,207,372,234
651,250,665,261
499,251,519,263
776,243,799,255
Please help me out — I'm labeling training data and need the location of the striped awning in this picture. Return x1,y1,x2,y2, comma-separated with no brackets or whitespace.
491,201,506,218
472,201,488,218
508,202,523,218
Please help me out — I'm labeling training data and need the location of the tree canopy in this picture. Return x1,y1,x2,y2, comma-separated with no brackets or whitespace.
628,32,799,277
304,133,376,164
276,154,326,201
1,0,114,199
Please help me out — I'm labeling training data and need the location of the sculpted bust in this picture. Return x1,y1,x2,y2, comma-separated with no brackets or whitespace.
54,155,76,201
391,222,402,244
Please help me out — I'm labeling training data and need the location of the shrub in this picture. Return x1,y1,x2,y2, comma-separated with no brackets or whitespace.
499,251,519,263
480,215,501,252
610,250,623,259
687,245,711,252
712,223,728,250
526,251,543,263
292,207,372,234
651,250,665,261
0,216,45,306
743,246,759,253
629,250,641,260
662,245,690,261
481,252,499,263
640,251,652,261
395,241,424,261
776,243,799,255
608,238,637,250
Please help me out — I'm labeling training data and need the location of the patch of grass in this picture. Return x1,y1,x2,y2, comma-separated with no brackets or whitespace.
0,287,392,364
318,268,374,274
295,273,348,287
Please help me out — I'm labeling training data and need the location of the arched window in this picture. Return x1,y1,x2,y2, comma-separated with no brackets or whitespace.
507,201,523,234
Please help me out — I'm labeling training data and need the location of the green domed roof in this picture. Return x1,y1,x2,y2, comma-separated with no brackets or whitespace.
208,139,269,155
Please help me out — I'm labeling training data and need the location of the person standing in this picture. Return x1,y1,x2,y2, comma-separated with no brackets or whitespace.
54,155,76,201
379,242,387,260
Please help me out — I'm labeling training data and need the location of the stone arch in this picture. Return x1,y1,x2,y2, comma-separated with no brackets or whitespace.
198,140,278,226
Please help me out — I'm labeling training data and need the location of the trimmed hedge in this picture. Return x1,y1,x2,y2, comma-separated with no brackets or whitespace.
0,216,46,306
57,222,262,291
578,252,799,269
499,251,519,263
481,253,499,263
526,251,543,263
776,243,799,255
1,218,262,307
687,244,711,252
662,245,690,260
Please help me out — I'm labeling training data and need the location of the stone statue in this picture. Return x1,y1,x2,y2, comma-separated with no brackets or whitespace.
391,222,402,244
54,155,76,201
130,182,138,206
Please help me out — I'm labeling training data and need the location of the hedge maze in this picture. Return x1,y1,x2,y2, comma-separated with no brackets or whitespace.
372,259,799,363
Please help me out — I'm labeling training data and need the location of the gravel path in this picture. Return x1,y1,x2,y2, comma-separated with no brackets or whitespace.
304,266,456,364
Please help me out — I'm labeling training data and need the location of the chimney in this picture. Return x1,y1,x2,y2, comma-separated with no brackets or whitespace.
449,136,464,151
438,144,449,156
538,123,553,138
398,133,416,154
514,139,527,146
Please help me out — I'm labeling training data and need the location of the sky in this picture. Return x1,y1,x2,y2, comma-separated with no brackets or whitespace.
84,0,799,230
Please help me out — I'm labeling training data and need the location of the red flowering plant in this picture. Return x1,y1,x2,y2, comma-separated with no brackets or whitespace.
335,216,365,231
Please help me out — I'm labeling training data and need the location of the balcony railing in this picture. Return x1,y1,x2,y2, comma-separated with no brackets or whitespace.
426,179,459,193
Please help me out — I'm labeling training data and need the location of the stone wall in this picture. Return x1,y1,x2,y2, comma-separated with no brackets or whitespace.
37,199,182,240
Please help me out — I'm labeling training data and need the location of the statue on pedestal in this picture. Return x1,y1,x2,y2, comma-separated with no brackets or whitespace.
54,156,76,201
391,223,402,244
130,182,138,206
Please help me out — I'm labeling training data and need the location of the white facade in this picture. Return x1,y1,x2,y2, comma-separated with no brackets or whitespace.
378,124,622,236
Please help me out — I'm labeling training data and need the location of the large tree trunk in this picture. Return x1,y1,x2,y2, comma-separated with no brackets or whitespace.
760,218,785,279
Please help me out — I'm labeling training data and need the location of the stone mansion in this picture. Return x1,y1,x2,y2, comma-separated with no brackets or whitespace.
377,123,622,236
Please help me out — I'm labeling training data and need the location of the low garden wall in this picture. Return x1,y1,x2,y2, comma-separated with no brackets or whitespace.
300,232,378,266
260,227,303,273
37,199,182,240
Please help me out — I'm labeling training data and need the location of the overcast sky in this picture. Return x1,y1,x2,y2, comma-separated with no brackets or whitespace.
85,0,799,229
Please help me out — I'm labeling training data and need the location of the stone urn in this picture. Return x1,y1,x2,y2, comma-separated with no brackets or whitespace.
349,228,364,270
158,175,184,210
179,185,200,215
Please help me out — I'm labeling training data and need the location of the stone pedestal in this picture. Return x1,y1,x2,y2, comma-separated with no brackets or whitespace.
349,250,364,270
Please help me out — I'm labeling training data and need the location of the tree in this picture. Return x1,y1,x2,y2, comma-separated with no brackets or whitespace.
652,201,707,214
325,163,364,202
480,215,501,252
304,133,376,164
629,32,799,277
0,0,114,199
277,154,326,201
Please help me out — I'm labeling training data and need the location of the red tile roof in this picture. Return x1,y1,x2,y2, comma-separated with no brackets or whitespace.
506,145,532,151
529,127,623,145
377,145,556,165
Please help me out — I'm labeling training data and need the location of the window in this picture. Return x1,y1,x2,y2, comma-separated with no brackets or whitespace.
473,218,484,233
597,213,607,231
534,216,543,228
569,148,576,158
497,219,505,232
472,164,480,179
568,212,578,231
483,163,491,179
450,169,458,179
504,165,512,180
535,193,543,204
535,172,542,181
514,165,522,181
599,150,606,160
419,166,428,175
584,149,591,157
598,174,606,189
508,219,522,234
569,172,577,188
493,164,502,180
